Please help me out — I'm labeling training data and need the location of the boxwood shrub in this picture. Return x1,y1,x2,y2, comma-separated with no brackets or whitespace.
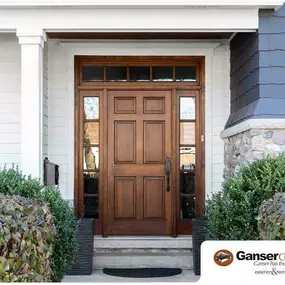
258,193,285,240
0,195,56,282
0,166,78,282
206,155,285,240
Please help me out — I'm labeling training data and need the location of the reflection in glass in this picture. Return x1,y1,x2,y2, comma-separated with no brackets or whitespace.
180,147,195,170
84,172,99,194
180,122,195,145
84,122,99,145
84,97,99,119
180,173,195,194
152,66,173,81
129,66,150,81
84,197,99,219
175,66,197,82
106,66,127,81
180,197,195,219
84,147,99,170
82,66,104,81
180,97,195,120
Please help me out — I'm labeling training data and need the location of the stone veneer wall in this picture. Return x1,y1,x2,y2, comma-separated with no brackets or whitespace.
224,129,285,178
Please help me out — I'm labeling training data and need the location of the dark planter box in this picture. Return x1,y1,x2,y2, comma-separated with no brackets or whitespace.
66,218,94,275
192,217,207,276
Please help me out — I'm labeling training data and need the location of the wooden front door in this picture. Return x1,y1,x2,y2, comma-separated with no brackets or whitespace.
106,90,172,235
75,56,205,236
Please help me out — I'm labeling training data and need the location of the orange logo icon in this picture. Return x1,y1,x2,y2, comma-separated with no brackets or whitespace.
214,249,234,266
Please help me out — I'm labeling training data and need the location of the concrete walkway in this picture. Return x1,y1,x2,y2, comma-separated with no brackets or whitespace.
63,270,200,283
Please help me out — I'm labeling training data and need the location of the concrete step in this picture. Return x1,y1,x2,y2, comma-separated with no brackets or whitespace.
93,236,193,270
94,236,192,249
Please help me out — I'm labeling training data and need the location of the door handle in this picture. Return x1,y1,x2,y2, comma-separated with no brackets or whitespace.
165,157,171,192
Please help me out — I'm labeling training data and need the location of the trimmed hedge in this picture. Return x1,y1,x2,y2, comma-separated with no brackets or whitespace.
206,155,285,240
0,195,56,282
0,166,78,282
258,193,285,240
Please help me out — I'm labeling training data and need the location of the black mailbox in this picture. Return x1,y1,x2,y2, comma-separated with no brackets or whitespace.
44,157,59,186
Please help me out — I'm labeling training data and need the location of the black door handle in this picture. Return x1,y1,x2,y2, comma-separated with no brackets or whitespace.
165,157,171,192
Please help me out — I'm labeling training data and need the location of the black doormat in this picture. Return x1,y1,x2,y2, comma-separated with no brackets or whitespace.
103,268,182,278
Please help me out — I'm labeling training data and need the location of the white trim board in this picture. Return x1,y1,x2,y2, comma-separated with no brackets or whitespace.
0,8,259,31
220,119,285,139
0,0,282,9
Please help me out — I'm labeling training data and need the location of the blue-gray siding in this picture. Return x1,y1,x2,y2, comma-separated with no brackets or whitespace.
226,4,285,128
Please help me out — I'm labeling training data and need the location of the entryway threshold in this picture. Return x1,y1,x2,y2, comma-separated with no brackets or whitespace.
63,269,199,283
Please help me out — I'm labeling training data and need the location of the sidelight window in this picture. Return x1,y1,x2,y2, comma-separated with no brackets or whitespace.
179,96,196,220
83,96,100,219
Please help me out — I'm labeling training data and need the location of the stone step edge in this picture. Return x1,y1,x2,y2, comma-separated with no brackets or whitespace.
94,248,193,254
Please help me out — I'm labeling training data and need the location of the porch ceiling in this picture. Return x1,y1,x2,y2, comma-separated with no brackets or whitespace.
47,32,234,40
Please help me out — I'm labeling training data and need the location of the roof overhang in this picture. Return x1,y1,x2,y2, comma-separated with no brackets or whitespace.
0,1,282,10
0,1,282,35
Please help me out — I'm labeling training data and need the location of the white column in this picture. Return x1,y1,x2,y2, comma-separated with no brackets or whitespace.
17,29,46,179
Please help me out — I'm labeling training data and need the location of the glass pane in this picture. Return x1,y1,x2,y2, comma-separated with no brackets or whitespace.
152,66,173,82
84,146,99,170
106,66,127,81
84,197,99,219
84,97,99,119
180,147,195,170
180,97,195,120
129,66,150,81
84,172,99,194
180,172,195,194
84,122,99,145
175,66,196,82
82,66,103,81
180,196,195,219
180,122,195,145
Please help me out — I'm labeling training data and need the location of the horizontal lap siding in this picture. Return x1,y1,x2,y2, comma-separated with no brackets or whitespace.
211,44,230,192
48,42,69,199
0,34,21,169
43,43,49,160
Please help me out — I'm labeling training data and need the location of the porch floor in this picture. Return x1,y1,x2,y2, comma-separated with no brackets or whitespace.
63,270,199,282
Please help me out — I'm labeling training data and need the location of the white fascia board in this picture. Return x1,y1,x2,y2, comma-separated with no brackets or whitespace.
0,8,259,31
0,0,282,9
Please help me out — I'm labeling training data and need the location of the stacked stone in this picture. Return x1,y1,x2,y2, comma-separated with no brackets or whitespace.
224,129,285,178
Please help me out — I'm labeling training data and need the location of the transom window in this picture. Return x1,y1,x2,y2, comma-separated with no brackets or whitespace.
82,65,197,82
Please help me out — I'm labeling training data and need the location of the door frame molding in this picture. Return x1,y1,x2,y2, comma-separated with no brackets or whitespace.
74,55,205,236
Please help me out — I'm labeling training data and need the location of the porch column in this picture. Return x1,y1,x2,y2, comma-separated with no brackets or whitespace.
17,29,46,179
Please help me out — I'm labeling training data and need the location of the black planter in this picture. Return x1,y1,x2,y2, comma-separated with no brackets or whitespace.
66,218,94,275
192,217,207,276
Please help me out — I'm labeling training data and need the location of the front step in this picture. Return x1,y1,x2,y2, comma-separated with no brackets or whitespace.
93,236,193,270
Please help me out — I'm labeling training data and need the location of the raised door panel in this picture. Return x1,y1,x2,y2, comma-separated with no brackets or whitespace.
143,97,165,114
143,177,165,219
114,97,136,114
144,121,165,164
114,121,136,163
115,177,136,219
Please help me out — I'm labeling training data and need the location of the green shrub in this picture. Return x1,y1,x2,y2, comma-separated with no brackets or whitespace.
258,193,285,240
0,166,78,282
206,155,285,240
0,195,56,282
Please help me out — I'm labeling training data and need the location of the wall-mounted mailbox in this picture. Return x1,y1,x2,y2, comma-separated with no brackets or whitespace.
44,157,59,186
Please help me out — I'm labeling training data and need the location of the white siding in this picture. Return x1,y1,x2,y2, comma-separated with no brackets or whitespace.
48,41,69,199
211,44,230,193
43,42,49,159
0,34,21,169
48,40,230,200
